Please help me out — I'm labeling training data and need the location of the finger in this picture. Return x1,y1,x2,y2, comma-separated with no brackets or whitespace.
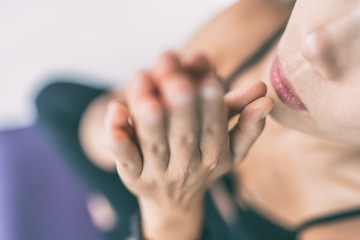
128,72,170,173
105,100,135,138
182,54,227,93
159,71,200,171
229,96,274,165
152,52,202,170
105,102,142,178
126,71,155,110
224,81,267,119
152,51,181,79
198,74,230,165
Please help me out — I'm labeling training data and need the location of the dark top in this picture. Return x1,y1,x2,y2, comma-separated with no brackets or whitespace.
35,79,360,240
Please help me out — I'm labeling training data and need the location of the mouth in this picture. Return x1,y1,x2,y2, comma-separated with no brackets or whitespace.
270,57,308,111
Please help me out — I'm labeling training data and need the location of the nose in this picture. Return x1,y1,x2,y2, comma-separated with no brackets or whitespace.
300,7,360,81
300,28,340,80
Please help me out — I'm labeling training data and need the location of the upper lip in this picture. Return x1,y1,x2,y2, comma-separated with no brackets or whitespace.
270,57,308,111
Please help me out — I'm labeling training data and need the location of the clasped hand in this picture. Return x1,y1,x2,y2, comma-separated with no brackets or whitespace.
104,52,273,211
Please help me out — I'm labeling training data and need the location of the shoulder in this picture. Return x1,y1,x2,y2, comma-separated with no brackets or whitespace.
35,79,108,119
181,0,294,80
35,77,107,122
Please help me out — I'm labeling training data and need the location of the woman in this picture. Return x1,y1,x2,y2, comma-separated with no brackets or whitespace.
36,0,360,239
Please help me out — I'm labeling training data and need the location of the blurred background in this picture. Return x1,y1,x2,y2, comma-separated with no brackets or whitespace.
0,1,238,239
0,0,237,130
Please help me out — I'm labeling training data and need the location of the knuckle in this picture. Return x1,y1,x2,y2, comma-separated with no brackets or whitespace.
204,152,232,179
168,162,198,183
177,132,196,147
117,166,139,183
203,152,222,172
148,143,168,158
119,162,130,170
167,168,187,184
205,160,218,173
204,123,221,135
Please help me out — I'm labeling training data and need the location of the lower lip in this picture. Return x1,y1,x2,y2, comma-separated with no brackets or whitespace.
270,57,307,111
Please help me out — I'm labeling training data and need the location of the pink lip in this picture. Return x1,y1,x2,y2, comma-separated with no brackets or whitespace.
270,57,307,111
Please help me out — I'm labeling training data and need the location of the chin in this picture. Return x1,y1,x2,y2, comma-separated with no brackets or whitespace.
268,101,311,134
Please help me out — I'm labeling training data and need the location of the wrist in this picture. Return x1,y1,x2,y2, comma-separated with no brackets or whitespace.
138,196,205,240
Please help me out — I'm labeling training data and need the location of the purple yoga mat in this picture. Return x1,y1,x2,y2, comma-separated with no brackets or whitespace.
0,125,103,240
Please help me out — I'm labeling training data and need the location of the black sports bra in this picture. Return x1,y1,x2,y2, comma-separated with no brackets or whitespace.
219,174,360,240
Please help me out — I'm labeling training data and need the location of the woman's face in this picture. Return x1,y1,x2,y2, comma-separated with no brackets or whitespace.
267,0,360,145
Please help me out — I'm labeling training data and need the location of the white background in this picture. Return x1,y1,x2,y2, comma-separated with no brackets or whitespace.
0,0,237,130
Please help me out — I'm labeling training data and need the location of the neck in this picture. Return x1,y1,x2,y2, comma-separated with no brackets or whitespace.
231,116,360,226
269,115,360,164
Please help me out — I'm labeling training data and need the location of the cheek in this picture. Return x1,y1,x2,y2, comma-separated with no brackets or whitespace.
307,85,360,143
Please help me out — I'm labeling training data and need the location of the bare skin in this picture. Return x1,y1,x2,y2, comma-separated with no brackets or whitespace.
230,38,360,239
80,0,293,172
79,0,360,239
106,53,274,240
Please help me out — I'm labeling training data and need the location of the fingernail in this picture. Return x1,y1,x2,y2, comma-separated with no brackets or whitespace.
138,102,162,125
172,91,193,105
260,108,272,120
200,81,222,100
226,81,257,99
201,85,218,99
167,82,194,106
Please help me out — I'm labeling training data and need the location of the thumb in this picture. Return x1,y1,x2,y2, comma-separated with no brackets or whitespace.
229,96,274,165
224,81,267,120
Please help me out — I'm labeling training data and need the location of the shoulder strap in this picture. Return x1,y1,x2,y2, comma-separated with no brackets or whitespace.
224,24,287,93
295,207,360,233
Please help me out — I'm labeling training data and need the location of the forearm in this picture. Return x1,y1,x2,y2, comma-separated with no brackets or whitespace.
181,0,294,78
